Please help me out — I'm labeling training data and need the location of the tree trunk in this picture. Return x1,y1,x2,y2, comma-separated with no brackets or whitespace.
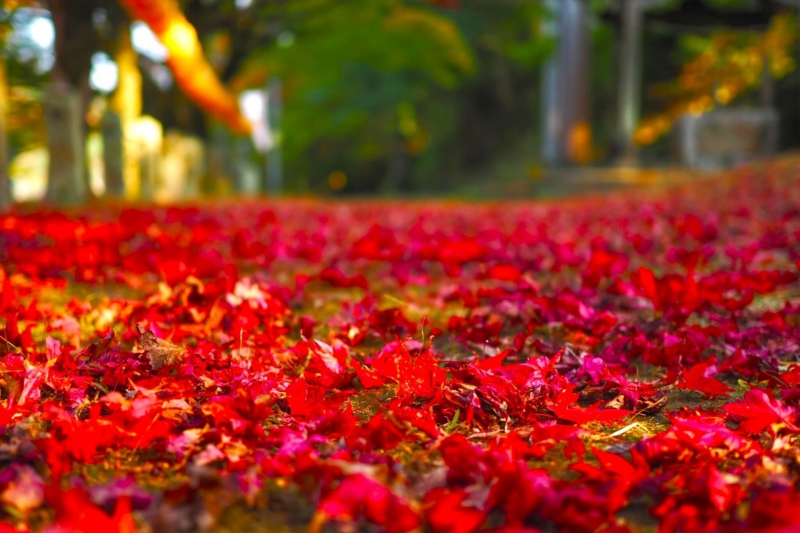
616,0,644,165
0,57,11,210
541,0,591,165
45,0,89,206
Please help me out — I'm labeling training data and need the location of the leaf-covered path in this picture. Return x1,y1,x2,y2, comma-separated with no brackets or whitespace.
1,160,800,532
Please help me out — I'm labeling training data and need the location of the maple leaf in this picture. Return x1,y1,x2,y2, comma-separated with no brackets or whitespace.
46,487,136,533
484,264,522,283
678,360,732,397
285,376,326,418
424,488,486,533
549,385,632,425
136,324,186,371
350,358,386,388
371,342,445,397
723,390,798,433
315,474,420,533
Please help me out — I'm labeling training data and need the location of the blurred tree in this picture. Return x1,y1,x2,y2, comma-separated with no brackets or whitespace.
231,0,476,192
0,1,44,207
636,9,798,146
42,0,107,204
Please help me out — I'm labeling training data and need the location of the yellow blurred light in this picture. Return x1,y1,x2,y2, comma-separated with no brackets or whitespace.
715,85,733,104
162,21,198,59
328,171,347,191
569,122,593,165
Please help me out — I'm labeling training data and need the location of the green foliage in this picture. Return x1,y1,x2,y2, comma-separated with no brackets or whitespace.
231,0,564,193
233,0,476,191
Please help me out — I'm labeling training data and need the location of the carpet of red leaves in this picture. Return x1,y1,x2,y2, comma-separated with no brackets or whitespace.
1,163,800,533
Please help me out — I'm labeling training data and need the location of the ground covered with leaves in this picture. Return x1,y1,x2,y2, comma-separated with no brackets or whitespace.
1,162,800,533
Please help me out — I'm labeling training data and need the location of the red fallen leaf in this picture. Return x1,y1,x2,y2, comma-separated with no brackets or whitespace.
424,488,486,533
394,349,445,397
302,339,352,388
678,359,732,397
499,424,585,459
633,266,660,310
316,474,420,533
319,267,369,291
779,367,800,387
372,343,445,397
747,487,800,532
591,448,640,479
437,434,486,485
285,376,326,418
724,390,798,433
351,358,386,388
362,411,407,450
370,307,418,339
476,349,511,370
482,528,542,533
484,264,522,283
582,248,628,289
704,466,739,512
569,448,648,513
438,237,486,264
549,385,632,425
386,402,440,439
45,487,135,533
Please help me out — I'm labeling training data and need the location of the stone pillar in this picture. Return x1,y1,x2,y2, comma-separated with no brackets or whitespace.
541,0,591,165
0,58,11,210
44,81,87,206
101,110,125,198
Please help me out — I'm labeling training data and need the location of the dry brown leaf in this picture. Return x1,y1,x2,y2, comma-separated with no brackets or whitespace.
136,324,186,371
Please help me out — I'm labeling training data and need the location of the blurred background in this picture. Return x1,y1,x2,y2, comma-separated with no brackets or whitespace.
0,0,799,204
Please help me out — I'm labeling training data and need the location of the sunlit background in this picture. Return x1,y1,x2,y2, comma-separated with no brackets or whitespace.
1,0,799,203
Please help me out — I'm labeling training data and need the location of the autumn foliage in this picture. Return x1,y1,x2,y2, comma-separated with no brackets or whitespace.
1,161,800,531
118,0,251,134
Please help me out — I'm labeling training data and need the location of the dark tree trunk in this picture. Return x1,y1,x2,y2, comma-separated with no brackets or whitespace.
44,0,100,205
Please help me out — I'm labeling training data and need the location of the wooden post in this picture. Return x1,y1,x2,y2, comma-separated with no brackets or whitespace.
44,81,87,206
